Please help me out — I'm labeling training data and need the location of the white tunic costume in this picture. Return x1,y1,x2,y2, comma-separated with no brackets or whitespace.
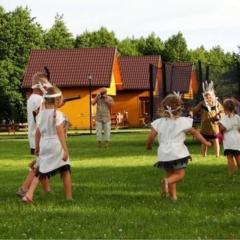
151,117,193,162
37,109,70,175
27,94,43,149
219,114,240,151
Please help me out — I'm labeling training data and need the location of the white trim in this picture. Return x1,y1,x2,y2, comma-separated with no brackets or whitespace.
31,84,40,89
31,82,52,89
44,92,62,98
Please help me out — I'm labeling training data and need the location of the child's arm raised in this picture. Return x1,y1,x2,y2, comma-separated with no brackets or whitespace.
146,128,158,150
187,128,211,147
56,123,69,161
191,102,202,115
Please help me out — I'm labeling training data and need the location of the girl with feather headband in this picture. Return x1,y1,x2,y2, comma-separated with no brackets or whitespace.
146,93,211,201
22,86,72,203
191,81,223,157
16,72,52,197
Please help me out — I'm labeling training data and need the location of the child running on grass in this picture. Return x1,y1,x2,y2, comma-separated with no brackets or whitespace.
146,94,211,201
22,86,72,203
219,98,240,176
16,72,51,197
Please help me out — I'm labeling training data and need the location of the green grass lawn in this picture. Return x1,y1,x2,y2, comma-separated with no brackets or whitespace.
0,131,240,239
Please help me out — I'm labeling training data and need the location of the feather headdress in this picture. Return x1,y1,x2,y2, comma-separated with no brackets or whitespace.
202,81,218,111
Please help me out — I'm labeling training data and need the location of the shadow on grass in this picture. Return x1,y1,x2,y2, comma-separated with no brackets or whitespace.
2,163,240,204
0,132,204,161
1,163,240,239
1,133,239,238
0,133,154,161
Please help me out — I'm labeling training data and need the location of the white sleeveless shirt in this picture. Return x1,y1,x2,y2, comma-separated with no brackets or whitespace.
219,114,240,151
37,109,70,174
27,94,43,149
151,117,193,162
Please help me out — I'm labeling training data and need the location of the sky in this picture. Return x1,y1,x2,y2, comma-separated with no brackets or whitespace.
1,0,240,53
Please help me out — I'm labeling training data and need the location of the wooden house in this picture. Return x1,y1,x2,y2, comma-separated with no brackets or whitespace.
112,56,162,127
22,48,122,129
22,48,198,129
165,62,198,99
112,59,198,126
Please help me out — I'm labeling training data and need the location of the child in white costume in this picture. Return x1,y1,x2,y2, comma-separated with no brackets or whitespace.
16,72,51,197
219,99,240,176
22,86,72,203
146,94,211,201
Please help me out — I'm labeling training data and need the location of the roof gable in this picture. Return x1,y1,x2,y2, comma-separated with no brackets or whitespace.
165,62,193,93
22,48,117,88
119,55,161,90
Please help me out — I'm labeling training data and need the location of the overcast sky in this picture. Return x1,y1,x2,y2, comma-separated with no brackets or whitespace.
1,0,240,53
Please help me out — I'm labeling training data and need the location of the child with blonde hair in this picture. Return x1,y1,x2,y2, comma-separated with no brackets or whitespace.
219,98,240,176
22,86,72,203
146,94,211,201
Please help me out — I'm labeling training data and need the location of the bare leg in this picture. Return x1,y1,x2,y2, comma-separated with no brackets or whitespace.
61,171,72,200
227,155,235,176
170,183,177,200
234,155,240,175
40,178,51,192
20,169,36,192
201,143,208,157
168,177,177,200
23,176,39,201
166,169,185,184
213,138,220,157
166,169,174,198
165,169,185,200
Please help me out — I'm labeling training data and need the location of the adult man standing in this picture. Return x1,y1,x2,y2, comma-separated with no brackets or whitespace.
92,88,114,148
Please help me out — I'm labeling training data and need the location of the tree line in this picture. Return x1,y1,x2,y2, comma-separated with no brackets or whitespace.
0,6,239,122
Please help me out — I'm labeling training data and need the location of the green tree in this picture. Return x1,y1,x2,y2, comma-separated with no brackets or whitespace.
189,46,208,64
44,14,73,49
117,37,140,56
204,46,237,98
74,27,118,48
0,59,25,122
0,6,44,121
163,32,190,61
137,33,164,55
0,6,44,67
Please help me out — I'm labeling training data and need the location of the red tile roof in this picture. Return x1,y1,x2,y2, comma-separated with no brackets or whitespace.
165,62,193,93
119,56,161,90
22,48,117,88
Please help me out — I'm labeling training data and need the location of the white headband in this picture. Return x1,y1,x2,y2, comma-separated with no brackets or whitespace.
32,82,52,89
44,92,62,98
164,105,182,118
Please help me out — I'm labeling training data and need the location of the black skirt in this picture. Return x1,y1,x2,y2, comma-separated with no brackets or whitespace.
154,156,191,170
201,133,217,140
30,148,35,155
224,149,240,156
36,164,71,179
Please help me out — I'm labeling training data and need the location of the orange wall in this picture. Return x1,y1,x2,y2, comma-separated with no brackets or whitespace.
112,90,149,127
60,88,91,129
191,70,199,95
58,54,122,129
113,54,123,90
61,89,150,128
26,88,92,129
